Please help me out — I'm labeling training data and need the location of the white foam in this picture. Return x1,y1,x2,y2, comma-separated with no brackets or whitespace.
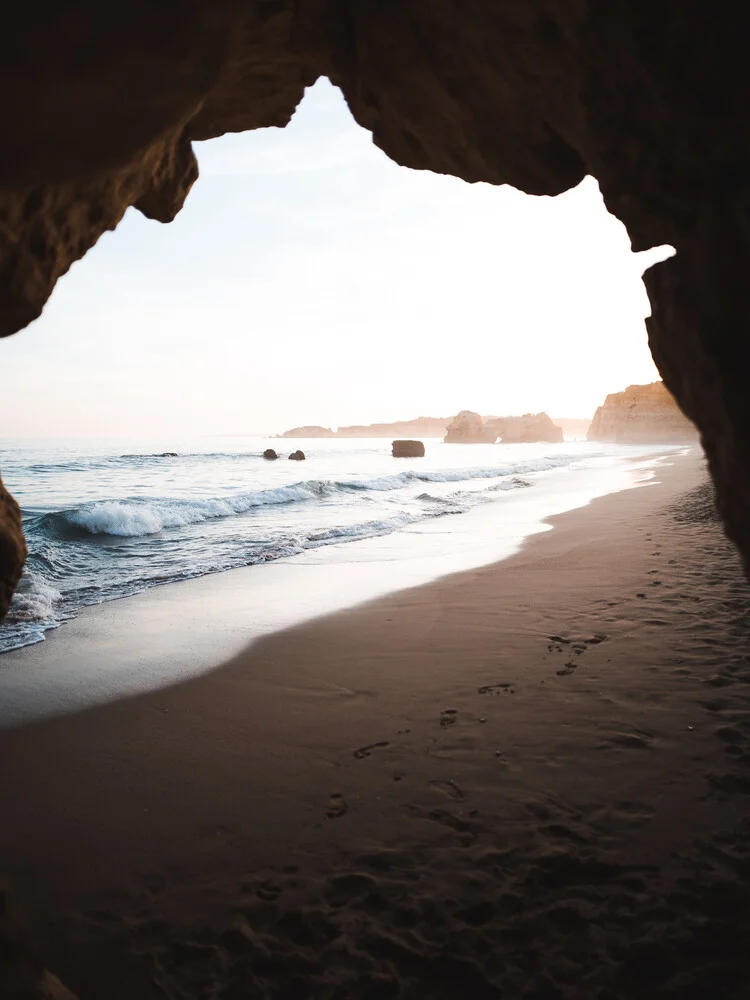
307,511,419,545
66,484,322,537
7,572,61,622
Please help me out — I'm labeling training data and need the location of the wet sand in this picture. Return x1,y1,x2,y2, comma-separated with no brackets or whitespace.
2,449,750,999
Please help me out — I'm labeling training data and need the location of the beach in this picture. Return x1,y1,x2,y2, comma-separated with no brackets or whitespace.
2,447,750,999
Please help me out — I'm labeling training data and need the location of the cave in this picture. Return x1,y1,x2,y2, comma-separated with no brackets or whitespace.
2,4,749,608
2,3,750,994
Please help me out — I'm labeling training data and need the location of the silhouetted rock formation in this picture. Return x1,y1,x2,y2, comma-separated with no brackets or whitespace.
485,413,563,444
392,440,425,458
288,450,306,461
0,479,25,620
444,412,497,444
2,6,750,595
263,449,278,461
587,382,698,444
281,426,334,438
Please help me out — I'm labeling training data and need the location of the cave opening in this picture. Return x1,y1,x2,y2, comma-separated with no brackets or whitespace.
0,77,675,708
2,6,750,995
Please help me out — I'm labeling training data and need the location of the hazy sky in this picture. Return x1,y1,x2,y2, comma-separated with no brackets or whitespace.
2,79,671,438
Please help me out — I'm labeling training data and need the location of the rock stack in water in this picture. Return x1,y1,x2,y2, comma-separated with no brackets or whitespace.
587,382,699,444
392,440,425,458
444,411,497,444
485,413,563,443
263,449,278,460
288,450,306,461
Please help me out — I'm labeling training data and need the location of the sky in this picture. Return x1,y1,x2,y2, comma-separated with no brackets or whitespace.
1,78,672,438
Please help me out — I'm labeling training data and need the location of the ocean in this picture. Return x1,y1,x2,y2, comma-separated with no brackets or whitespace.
0,436,678,655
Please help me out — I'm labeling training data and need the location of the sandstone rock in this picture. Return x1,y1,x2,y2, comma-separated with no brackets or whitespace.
587,382,698,444
392,440,425,457
0,478,26,620
444,412,497,444
485,413,563,444
263,449,278,460
288,450,306,461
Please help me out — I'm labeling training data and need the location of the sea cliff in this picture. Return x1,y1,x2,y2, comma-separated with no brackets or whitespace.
587,382,698,444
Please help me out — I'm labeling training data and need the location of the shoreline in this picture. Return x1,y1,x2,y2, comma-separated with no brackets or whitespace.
3,448,750,998
0,446,679,726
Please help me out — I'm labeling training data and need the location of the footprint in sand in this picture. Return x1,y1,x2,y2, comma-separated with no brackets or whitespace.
353,740,390,759
547,634,571,652
550,634,607,655
478,683,513,695
427,808,476,840
255,879,282,901
429,779,465,801
325,794,349,819
440,708,458,727
556,661,577,676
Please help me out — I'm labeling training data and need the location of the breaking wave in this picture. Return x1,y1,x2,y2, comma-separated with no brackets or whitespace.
31,461,566,540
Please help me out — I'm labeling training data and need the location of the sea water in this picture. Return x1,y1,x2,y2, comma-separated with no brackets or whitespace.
0,436,679,654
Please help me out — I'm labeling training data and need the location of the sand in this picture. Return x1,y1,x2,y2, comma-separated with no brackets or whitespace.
2,449,750,999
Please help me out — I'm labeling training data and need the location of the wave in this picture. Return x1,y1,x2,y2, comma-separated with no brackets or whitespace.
306,509,453,545
34,483,328,539
25,463,556,540
340,456,575,491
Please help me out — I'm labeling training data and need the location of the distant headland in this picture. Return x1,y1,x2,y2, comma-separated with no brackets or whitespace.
279,417,452,439
278,414,585,441
277,383,697,446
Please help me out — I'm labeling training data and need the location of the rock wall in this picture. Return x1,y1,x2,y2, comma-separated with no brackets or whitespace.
3,1,750,590
0,479,26,621
587,382,698,444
